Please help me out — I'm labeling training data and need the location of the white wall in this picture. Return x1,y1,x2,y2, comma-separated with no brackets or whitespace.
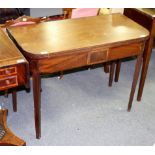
30,8,63,17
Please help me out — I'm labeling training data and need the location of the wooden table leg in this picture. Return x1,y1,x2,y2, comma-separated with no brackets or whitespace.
109,62,115,87
12,90,17,112
32,65,41,139
128,54,142,111
137,37,154,101
103,63,110,73
114,60,121,82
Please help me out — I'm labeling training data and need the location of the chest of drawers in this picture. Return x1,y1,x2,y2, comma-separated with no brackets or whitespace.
0,28,29,92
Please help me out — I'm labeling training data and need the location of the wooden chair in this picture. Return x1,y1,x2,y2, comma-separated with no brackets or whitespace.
3,15,43,28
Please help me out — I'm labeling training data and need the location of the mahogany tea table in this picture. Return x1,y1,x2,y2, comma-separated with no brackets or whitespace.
7,14,149,139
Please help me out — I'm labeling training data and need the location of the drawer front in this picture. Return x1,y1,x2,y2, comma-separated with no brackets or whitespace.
108,43,143,61
0,76,18,91
0,67,17,78
38,52,88,73
87,48,108,65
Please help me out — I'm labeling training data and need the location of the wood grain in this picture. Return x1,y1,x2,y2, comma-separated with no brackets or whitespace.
0,28,27,68
8,14,149,58
0,28,29,91
7,14,149,139
123,8,155,101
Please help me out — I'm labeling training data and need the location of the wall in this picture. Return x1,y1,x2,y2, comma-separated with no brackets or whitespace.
30,8,63,17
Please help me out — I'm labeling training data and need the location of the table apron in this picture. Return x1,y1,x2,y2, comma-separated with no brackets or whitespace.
38,42,144,74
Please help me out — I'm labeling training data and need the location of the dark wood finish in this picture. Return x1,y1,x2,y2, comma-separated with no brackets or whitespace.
12,90,17,112
0,75,18,90
137,33,154,101
0,109,26,146
114,60,121,82
103,63,110,73
88,48,107,65
63,8,74,19
128,54,143,111
109,41,143,86
7,14,149,139
38,49,89,74
0,28,29,112
115,8,155,101
31,61,41,139
109,61,115,87
0,67,17,77
108,42,143,60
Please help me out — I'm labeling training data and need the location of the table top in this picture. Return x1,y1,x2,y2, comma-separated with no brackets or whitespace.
0,28,27,68
136,8,155,18
7,13,149,58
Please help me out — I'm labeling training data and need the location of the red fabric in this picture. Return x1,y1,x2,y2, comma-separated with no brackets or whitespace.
71,8,99,19
11,21,36,27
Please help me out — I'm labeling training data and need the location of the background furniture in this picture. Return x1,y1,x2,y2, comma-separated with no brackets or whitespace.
7,14,149,139
0,28,29,112
0,8,30,24
0,27,29,145
113,8,155,101
63,8,74,19
0,8,64,28
0,109,26,146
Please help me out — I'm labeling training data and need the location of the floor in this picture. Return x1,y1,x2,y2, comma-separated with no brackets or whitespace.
3,49,155,146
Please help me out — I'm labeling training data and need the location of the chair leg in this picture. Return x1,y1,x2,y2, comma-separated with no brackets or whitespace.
103,63,109,73
12,90,17,112
109,62,115,87
114,60,121,82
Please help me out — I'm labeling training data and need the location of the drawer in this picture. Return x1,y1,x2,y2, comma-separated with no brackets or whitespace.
108,43,143,61
87,48,108,65
38,51,88,73
0,76,18,91
0,67,17,78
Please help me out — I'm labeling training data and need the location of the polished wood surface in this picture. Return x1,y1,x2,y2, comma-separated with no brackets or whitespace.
136,8,155,18
8,14,148,57
7,14,149,139
0,28,27,68
114,8,155,101
0,28,29,113
0,28,29,91
0,109,26,146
